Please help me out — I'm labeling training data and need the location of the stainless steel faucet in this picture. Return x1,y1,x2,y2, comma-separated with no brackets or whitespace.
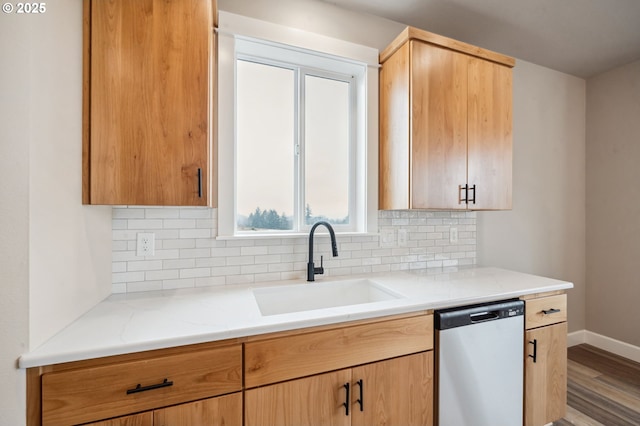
307,221,339,281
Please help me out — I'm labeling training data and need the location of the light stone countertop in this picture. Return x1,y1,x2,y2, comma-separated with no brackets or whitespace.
19,266,573,368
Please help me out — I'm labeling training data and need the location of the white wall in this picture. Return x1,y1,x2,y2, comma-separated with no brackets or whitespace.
0,12,31,423
0,1,112,424
218,0,405,50
26,0,112,350
477,60,586,332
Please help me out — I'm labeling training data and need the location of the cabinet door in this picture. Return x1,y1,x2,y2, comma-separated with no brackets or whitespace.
154,393,242,426
467,58,512,210
379,41,410,210
351,352,433,426
88,0,212,205
245,369,352,426
85,412,153,426
525,322,567,426
410,41,468,210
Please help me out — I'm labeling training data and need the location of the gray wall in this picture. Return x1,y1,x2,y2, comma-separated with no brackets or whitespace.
477,60,587,333
586,59,640,347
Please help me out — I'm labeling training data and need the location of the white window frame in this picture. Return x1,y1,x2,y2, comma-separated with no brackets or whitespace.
217,11,379,238
235,39,359,234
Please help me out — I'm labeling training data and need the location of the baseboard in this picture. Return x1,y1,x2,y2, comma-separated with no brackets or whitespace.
567,329,640,363
567,330,587,347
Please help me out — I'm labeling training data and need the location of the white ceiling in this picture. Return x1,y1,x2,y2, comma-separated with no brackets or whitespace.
321,0,640,78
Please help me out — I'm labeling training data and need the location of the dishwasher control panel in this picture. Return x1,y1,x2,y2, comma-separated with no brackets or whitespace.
435,299,524,330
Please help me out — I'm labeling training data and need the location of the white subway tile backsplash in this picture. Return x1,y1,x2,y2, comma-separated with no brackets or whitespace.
255,272,288,283
241,246,269,256
113,209,145,219
146,270,179,281
145,208,181,219
195,276,226,287
241,264,268,275
112,271,144,284
226,256,256,266
163,259,196,269
161,239,196,249
179,268,211,279
163,219,196,229
112,262,127,273
179,208,212,219
127,260,163,272
127,219,163,229
179,229,211,239
163,278,195,290
127,280,163,292
110,207,476,293
179,248,210,259
196,257,226,268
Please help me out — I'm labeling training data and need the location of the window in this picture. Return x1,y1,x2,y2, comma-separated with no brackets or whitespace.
234,38,361,234
216,12,379,238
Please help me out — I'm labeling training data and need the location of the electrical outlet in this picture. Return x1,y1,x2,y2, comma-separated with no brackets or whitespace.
449,227,459,244
136,232,155,257
380,228,395,248
398,229,408,247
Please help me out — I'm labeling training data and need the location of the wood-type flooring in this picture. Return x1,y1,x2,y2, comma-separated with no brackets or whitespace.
554,344,640,426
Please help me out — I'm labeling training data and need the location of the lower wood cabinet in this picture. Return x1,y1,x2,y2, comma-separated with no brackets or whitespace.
351,351,433,426
245,352,433,426
86,393,242,426
28,302,572,426
523,293,568,426
245,369,352,426
27,313,436,426
524,322,568,426
30,342,242,426
42,390,243,426
86,412,152,426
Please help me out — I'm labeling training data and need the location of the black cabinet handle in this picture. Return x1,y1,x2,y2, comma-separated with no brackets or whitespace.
343,383,350,416
126,378,173,395
197,168,203,198
542,308,561,315
469,184,476,204
356,379,364,412
458,184,468,204
528,339,538,363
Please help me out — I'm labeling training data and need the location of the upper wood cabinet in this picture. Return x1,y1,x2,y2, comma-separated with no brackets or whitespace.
82,0,216,206
379,27,514,210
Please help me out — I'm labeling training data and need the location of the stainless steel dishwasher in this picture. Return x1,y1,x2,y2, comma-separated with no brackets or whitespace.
435,299,525,426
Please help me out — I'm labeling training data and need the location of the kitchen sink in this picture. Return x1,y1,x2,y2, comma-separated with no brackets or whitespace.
252,278,403,316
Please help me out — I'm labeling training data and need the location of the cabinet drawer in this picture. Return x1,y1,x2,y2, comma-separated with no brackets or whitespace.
42,344,241,426
245,314,433,388
525,294,567,329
